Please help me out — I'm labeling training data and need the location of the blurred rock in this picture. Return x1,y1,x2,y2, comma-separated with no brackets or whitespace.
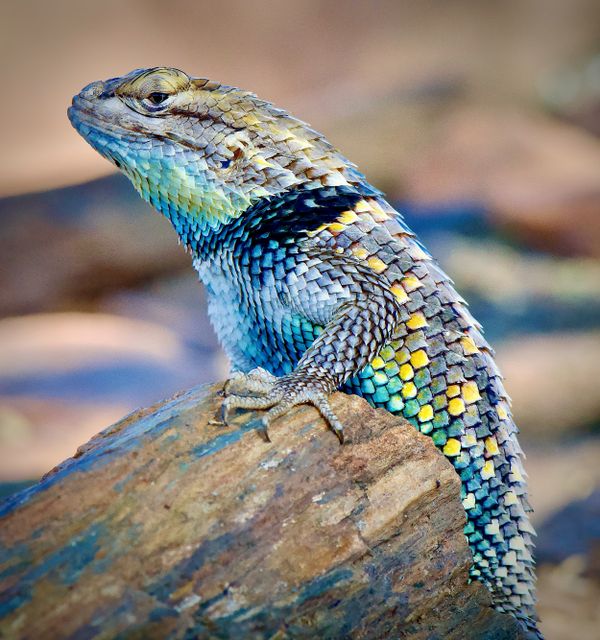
587,542,600,583
431,238,600,340
0,311,225,480
537,52,600,139
326,96,456,200
563,100,600,139
0,396,127,482
526,438,600,524
443,240,600,306
407,106,600,257
0,312,187,379
537,556,600,640
497,331,600,438
0,175,189,317
100,273,220,353
517,448,600,640
536,489,600,565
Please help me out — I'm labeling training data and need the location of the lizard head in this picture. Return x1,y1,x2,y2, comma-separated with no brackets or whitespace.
69,67,362,234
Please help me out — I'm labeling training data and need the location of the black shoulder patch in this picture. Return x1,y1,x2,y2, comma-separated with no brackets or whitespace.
195,185,367,257
212,185,365,255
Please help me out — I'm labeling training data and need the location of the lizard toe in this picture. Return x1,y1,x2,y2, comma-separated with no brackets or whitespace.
259,386,345,444
220,390,283,425
220,378,344,443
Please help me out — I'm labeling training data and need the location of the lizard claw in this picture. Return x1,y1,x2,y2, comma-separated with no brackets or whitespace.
220,375,345,443
259,418,272,443
313,395,345,444
221,392,280,425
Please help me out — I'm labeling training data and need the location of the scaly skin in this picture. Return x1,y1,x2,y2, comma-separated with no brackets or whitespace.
69,67,540,636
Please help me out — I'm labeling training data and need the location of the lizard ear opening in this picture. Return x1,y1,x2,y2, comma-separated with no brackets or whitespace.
218,136,249,173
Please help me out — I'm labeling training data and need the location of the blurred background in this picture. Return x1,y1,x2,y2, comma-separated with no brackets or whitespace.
0,1,599,637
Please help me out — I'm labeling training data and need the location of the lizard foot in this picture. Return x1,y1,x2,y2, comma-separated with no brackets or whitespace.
221,374,344,443
223,367,277,397
210,368,277,428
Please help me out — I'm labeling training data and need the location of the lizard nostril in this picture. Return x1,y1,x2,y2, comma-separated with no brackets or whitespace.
80,80,105,100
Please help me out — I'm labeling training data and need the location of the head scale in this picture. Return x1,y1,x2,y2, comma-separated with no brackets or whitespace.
69,67,364,242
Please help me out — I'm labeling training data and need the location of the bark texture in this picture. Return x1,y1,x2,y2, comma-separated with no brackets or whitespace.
0,384,527,639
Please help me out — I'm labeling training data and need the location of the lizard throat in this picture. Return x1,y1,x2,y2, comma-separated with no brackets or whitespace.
129,164,254,247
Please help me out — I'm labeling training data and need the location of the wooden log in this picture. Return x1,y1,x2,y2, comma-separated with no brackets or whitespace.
0,384,527,639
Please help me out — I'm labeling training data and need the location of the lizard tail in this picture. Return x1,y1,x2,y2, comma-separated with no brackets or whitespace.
344,301,541,634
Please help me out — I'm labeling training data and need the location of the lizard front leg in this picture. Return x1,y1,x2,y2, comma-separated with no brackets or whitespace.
222,258,403,442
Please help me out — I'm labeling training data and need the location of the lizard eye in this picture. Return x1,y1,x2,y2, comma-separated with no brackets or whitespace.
116,68,190,115
147,92,169,105
138,92,172,113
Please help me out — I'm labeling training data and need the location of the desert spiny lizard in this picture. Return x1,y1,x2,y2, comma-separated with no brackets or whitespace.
69,67,540,637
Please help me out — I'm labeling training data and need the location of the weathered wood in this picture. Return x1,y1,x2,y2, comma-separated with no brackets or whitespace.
0,385,526,639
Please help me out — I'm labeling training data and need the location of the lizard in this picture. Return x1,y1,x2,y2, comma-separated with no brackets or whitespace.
68,67,541,637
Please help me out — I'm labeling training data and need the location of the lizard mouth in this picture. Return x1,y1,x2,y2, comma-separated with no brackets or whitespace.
68,97,141,172
68,96,132,139
69,95,205,155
